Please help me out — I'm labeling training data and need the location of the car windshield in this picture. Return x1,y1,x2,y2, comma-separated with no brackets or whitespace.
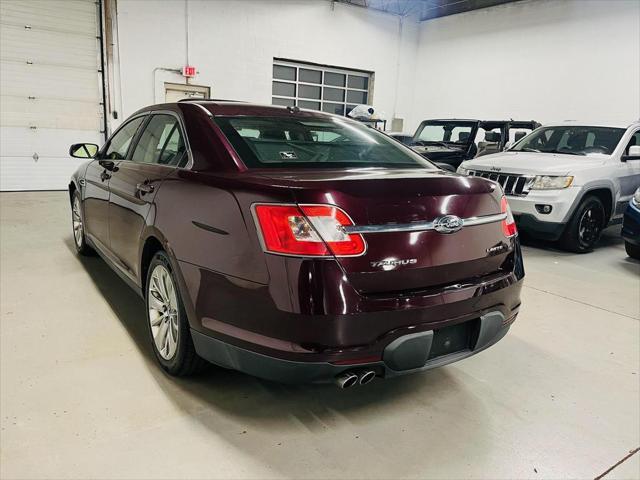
214,116,436,169
413,122,475,145
511,126,625,156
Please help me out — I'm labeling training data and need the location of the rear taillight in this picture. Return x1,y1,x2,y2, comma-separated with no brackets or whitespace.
501,196,517,237
253,204,366,257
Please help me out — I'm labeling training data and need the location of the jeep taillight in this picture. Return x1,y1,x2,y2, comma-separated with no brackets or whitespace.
501,196,517,237
253,204,366,257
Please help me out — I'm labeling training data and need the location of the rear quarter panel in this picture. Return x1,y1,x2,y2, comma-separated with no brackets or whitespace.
148,170,272,284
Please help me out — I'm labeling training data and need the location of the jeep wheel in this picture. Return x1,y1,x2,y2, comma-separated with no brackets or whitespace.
560,195,606,253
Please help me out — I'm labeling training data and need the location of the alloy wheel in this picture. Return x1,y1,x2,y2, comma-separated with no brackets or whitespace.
72,196,83,247
578,206,603,247
148,265,179,360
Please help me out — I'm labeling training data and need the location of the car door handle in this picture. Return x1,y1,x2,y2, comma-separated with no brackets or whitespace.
136,182,155,194
99,159,116,171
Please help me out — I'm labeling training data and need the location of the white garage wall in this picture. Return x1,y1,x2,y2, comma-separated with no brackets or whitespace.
406,0,640,131
113,0,418,131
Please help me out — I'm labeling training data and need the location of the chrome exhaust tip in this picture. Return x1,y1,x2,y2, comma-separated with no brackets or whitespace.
335,372,359,389
358,370,376,385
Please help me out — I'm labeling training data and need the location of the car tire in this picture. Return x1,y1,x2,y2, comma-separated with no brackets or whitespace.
71,191,94,255
145,251,206,376
625,241,640,260
559,195,606,253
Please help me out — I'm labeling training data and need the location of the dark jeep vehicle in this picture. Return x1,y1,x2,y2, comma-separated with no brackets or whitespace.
409,119,541,169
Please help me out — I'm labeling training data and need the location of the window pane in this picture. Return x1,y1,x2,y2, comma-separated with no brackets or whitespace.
272,97,295,107
131,115,185,165
324,72,345,87
298,100,320,110
323,87,344,102
214,116,436,170
347,75,368,90
347,90,367,104
346,105,357,115
299,84,320,100
273,65,296,81
299,68,321,84
322,102,345,115
272,81,295,97
104,117,144,160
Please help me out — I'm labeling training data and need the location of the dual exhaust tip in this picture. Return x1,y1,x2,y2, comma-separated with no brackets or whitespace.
335,370,376,389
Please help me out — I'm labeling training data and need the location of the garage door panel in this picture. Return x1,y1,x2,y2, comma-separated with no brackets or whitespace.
1,127,103,159
1,25,99,69
0,63,100,100
0,155,88,191
0,0,97,37
0,96,103,131
0,0,103,190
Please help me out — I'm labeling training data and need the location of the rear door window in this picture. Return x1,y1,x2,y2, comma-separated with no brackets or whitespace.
130,114,187,167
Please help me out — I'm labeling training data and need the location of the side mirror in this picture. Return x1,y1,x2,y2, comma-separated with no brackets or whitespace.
622,145,640,162
69,143,99,159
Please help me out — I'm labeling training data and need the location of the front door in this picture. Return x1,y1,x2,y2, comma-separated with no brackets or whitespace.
84,116,145,250
107,113,189,281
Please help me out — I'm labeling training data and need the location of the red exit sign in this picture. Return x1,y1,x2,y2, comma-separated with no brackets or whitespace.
182,66,196,77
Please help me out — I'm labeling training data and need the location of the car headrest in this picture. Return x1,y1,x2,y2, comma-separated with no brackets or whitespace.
260,129,287,140
484,131,501,143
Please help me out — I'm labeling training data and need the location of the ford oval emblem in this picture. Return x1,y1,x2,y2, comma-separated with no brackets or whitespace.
434,215,463,234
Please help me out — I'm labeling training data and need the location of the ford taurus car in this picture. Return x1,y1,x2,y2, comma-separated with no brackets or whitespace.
68,100,524,387
458,122,640,252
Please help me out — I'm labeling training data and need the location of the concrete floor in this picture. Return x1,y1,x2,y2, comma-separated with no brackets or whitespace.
1,191,638,480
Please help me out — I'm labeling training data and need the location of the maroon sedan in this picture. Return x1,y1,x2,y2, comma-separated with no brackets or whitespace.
68,100,523,387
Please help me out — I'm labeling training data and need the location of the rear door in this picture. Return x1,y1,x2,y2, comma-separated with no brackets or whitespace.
288,170,511,294
107,113,188,280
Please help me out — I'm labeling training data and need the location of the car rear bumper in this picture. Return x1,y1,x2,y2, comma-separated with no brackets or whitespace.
179,240,524,383
191,311,514,384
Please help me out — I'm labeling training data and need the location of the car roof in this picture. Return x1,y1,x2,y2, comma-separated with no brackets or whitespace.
540,121,639,129
177,99,334,118
418,119,539,126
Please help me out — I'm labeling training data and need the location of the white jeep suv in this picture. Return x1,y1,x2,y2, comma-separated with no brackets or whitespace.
457,122,640,252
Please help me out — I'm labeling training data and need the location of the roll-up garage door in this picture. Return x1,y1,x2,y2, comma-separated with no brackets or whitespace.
0,0,104,191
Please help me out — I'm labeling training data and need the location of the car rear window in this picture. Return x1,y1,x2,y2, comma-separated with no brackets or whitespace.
214,116,436,169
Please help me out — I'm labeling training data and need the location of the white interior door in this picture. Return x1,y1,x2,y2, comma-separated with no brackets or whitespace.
0,0,104,191
164,83,210,103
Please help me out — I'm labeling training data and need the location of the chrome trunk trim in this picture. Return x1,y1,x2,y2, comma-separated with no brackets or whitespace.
343,212,507,234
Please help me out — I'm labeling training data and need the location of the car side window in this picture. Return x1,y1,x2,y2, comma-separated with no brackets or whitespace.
131,114,187,166
103,117,145,160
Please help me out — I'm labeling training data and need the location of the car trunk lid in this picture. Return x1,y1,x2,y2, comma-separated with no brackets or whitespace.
259,168,511,294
